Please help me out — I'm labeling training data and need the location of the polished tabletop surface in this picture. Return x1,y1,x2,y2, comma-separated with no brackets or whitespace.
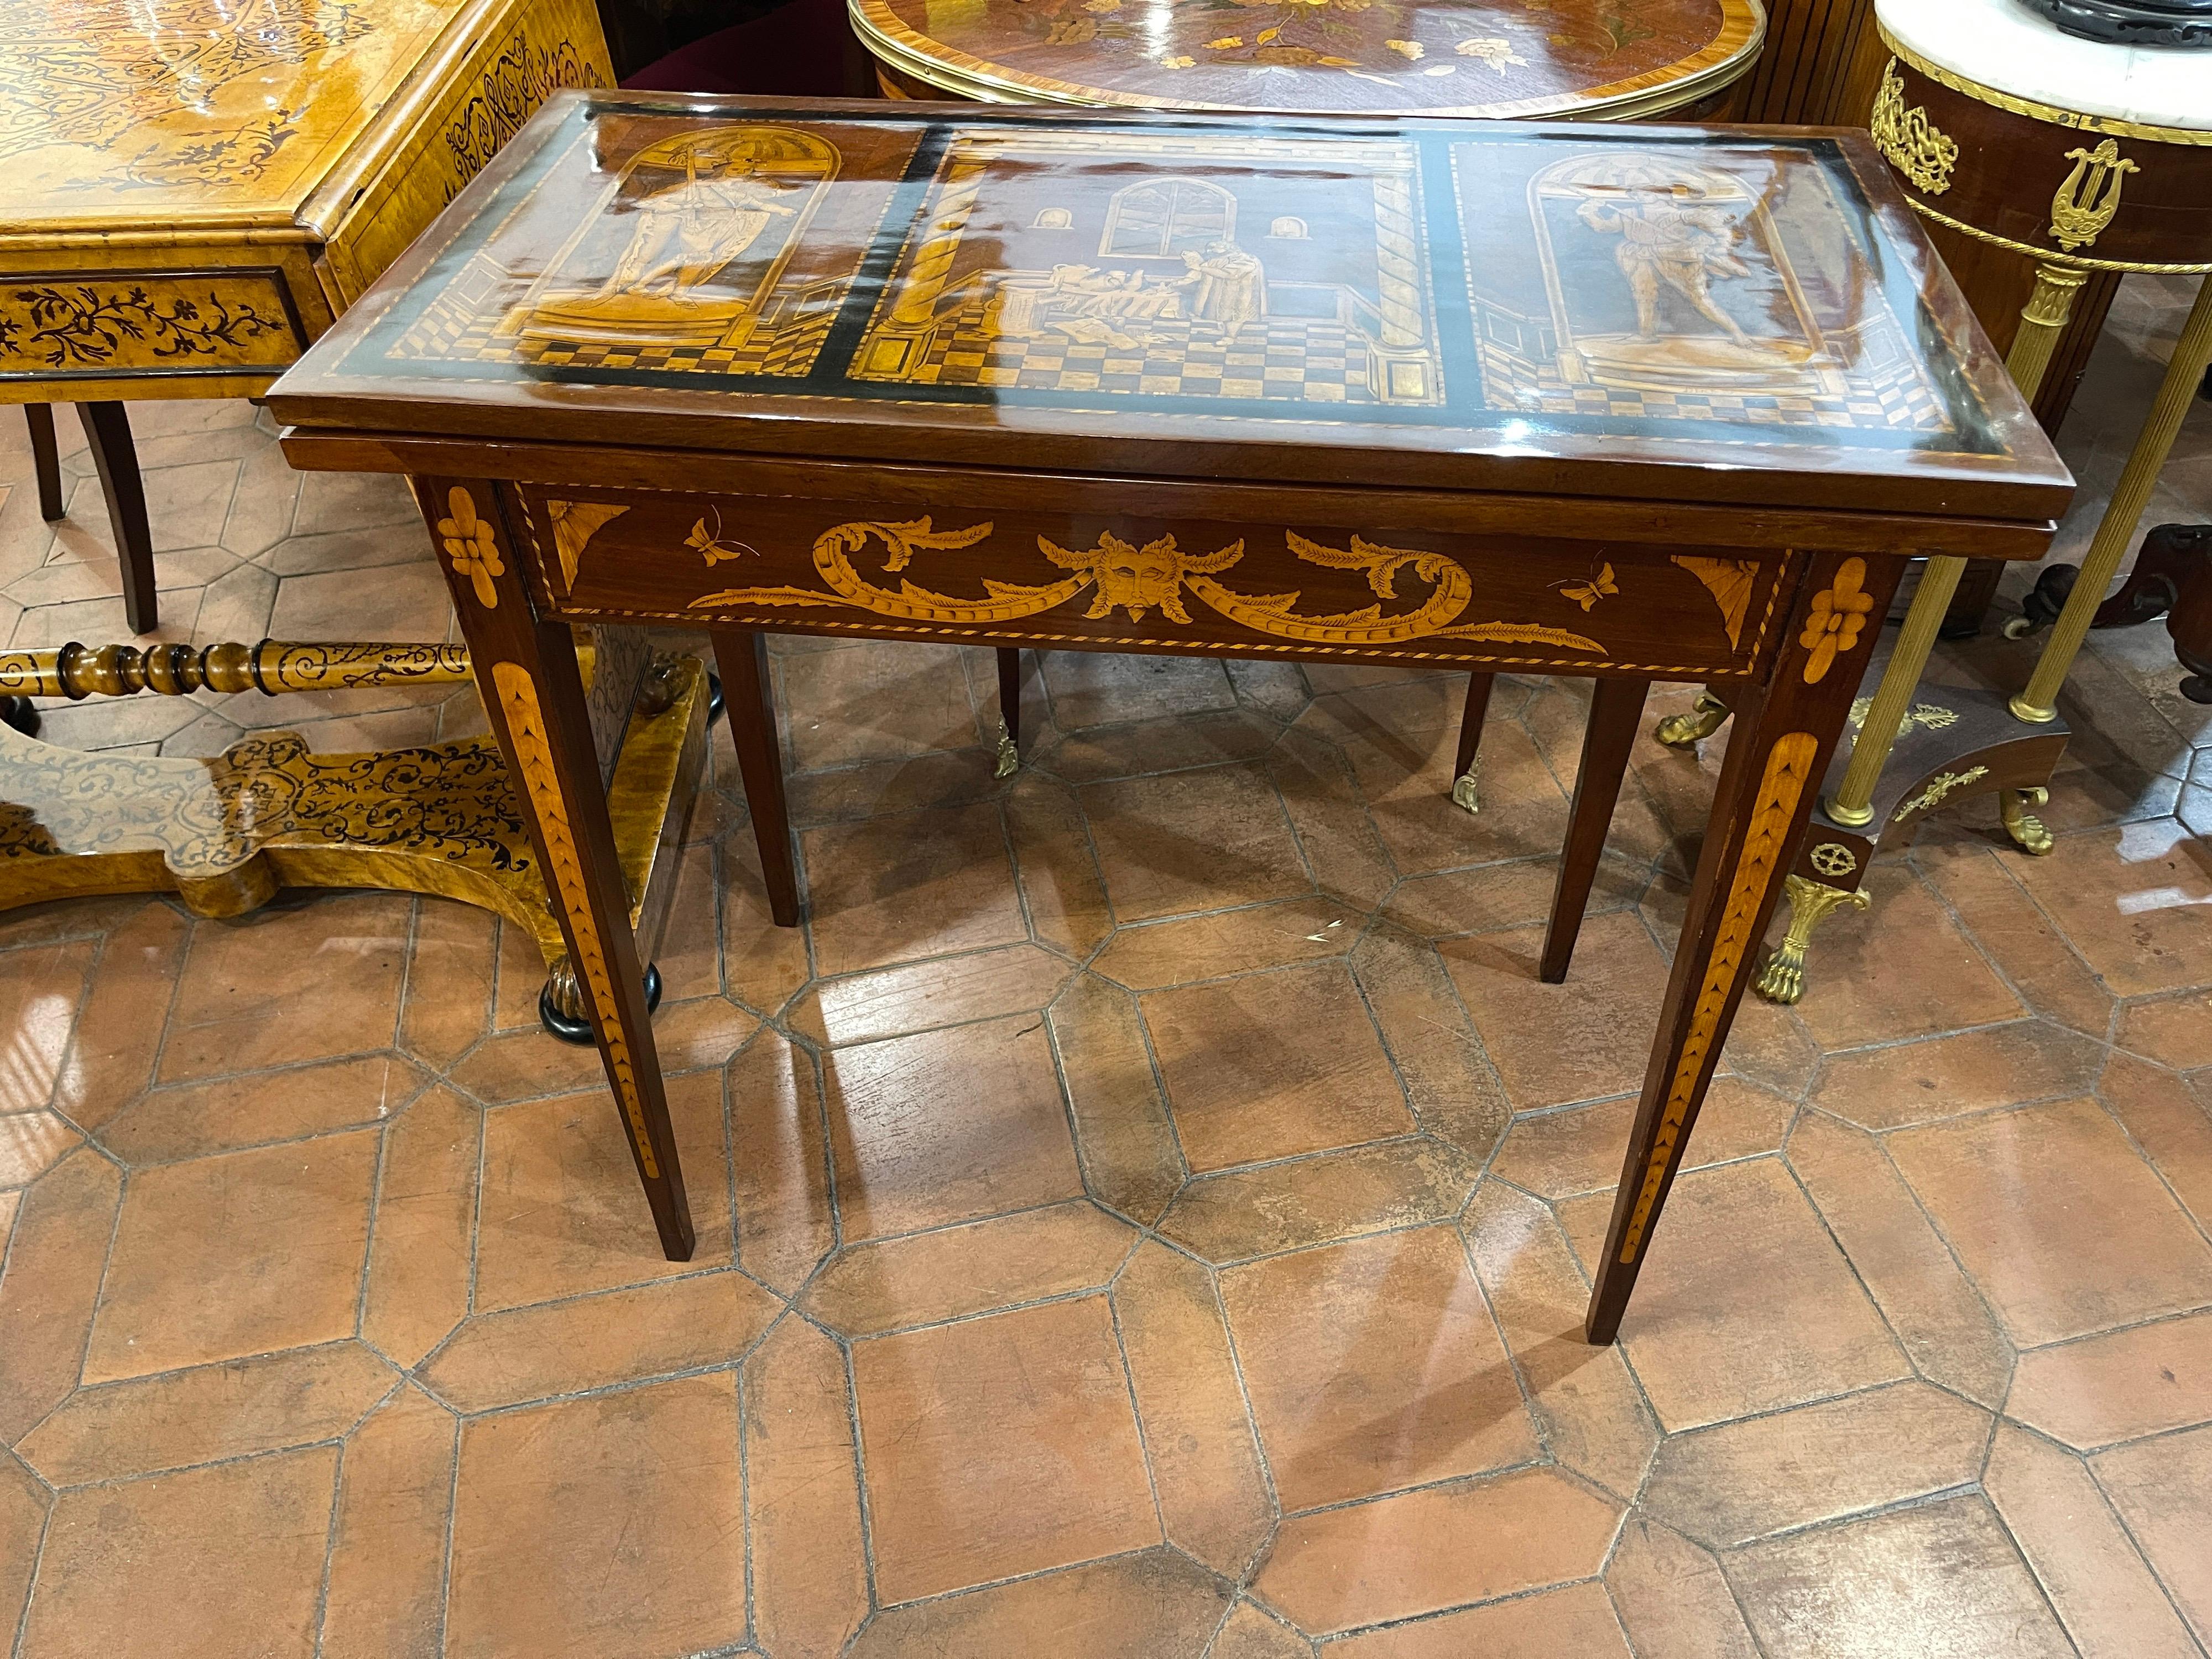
272,94,2069,519
0,0,475,230
851,0,1762,117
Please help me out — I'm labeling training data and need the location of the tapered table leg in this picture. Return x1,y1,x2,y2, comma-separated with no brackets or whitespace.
422,476,695,1261
1540,677,1648,984
711,628,802,928
1452,672,1493,812
995,646,1021,777
75,403,158,635
24,406,65,522
1587,551,1901,1342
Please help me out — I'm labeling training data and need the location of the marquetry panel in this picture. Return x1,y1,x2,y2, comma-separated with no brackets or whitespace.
508,484,1791,680
314,0,613,307
0,267,310,383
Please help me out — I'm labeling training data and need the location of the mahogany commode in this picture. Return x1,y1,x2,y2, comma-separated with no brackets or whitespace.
268,92,2068,1338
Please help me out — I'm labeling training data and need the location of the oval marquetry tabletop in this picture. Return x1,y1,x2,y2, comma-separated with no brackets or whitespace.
853,0,1766,118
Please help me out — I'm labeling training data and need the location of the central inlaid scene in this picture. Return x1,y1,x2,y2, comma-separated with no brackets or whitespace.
366,103,1997,454
848,126,1445,406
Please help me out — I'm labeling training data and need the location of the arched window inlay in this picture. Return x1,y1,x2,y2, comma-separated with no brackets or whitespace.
1099,178,1236,258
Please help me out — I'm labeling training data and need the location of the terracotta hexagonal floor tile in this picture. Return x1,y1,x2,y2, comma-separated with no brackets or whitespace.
2007,1310,2212,1451
1081,761,1313,921
156,894,408,1082
1636,1381,1989,1549
1253,1465,1621,1635
0,937,93,1115
471,1071,732,1312
2008,820,2212,1000
1327,1580,1631,1657
2090,1421,2212,1645
1985,1423,2201,1659
1725,1496,2073,1659
779,640,984,771
81,1130,379,1383
800,801,1027,977
20,1447,338,1659
1443,912,1670,1113
1145,961,1413,1172
823,1015,1083,1240
1557,1159,1908,1431
1886,1097,2212,1346
851,1295,1158,1603
445,1375,746,1659
1220,1226,1536,1511
1806,1021,2105,1133
846,1549,1229,1657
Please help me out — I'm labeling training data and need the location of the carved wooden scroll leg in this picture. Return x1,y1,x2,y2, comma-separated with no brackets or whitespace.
25,406,65,522
1452,672,1493,813
425,477,696,1262
710,628,801,929
1654,685,1733,748
1540,677,1648,985
1587,552,1901,1343
995,646,1022,778
75,403,158,637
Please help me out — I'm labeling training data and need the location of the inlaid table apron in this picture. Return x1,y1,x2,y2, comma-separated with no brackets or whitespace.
267,92,2069,1338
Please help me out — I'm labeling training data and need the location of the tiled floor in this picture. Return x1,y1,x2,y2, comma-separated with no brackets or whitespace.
1,277,2209,1658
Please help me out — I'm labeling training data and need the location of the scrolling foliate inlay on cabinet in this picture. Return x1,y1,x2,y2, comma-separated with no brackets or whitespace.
0,0,611,631
269,94,2069,1333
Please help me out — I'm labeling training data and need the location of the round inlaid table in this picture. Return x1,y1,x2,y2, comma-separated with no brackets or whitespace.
852,0,1765,119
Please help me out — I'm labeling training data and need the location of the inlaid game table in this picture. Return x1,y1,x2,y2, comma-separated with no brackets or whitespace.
269,93,2069,1338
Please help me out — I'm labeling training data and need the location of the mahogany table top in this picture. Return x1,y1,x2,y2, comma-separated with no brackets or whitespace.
269,93,2069,528
848,0,1764,119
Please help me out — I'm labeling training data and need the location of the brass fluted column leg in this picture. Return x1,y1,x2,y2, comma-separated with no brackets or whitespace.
2013,272,2212,724
2005,262,2092,403
1824,263,2086,825
1826,557,1966,824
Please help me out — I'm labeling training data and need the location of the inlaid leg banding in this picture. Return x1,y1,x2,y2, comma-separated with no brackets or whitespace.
1587,553,1900,1342
426,478,697,1261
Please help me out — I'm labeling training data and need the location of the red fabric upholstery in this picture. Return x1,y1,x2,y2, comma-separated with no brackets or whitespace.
619,0,854,95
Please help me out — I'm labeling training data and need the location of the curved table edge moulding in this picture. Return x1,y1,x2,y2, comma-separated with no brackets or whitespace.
849,0,1766,121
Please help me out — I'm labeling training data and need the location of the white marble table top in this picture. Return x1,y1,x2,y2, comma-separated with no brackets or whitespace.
1877,0,2211,131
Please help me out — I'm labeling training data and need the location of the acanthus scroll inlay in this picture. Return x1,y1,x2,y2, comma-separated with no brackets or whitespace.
688,518,1607,655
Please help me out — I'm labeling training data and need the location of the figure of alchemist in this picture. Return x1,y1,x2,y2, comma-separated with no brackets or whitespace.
1178,238,1266,340
1576,190,1753,347
590,155,797,302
